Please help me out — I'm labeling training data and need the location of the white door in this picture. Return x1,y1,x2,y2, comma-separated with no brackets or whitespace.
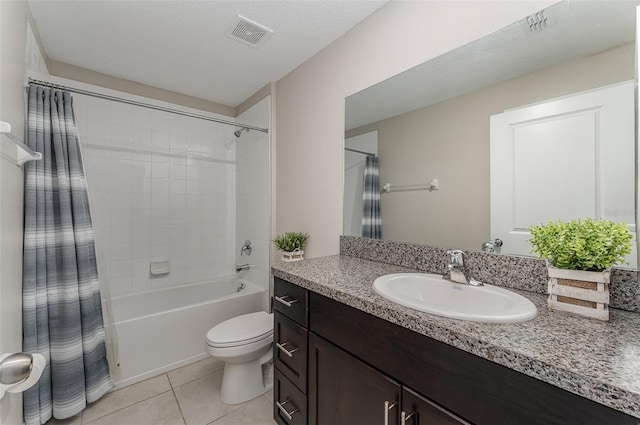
490,81,636,268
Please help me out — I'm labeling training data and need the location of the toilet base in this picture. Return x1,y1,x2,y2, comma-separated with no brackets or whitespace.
220,348,273,404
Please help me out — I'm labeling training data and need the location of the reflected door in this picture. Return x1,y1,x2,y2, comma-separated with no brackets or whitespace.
490,80,636,268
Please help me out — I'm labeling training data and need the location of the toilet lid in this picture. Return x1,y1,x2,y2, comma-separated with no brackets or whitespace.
206,311,273,347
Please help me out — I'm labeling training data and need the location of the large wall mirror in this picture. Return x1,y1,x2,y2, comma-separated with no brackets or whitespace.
344,0,639,268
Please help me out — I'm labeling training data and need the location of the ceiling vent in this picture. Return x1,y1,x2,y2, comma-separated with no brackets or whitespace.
226,15,273,48
521,9,556,34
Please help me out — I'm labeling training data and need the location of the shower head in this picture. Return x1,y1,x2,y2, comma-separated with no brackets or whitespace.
233,127,249,138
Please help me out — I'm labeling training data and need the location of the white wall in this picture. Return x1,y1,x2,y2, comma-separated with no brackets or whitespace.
0,1,30,423
236,97,271,306
275,0,557,258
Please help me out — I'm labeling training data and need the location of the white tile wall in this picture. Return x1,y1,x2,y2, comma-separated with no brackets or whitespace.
235,97,271,297
73,93,237,296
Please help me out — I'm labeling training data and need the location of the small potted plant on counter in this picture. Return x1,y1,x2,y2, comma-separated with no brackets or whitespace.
529,218,633,321
273,232,310,262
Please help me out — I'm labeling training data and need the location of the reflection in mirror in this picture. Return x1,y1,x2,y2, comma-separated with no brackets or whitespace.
344,0,638,268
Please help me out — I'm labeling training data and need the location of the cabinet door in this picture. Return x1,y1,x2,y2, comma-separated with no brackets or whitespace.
274,311,308,393
402,387,469,425
309,332,401,425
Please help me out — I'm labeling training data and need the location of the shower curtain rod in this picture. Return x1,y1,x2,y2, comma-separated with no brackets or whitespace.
344,147,375,156
28,78,269,134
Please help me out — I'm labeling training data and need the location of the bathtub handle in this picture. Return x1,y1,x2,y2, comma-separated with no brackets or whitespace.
274,295,298,308
275,342,299,358
276,399,299,421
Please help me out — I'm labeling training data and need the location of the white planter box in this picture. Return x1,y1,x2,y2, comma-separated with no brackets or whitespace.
281,249,304,263
547,266,610,321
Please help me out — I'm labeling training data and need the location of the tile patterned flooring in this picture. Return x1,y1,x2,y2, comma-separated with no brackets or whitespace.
46,358,276,425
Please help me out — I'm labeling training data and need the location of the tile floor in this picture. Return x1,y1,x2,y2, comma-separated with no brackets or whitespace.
46,358,277,425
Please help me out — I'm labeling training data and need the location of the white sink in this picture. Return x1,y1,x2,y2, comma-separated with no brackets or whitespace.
373,273,537,323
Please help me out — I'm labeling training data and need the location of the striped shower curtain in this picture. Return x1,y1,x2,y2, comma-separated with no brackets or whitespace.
22,84,113,424
361,155,382,239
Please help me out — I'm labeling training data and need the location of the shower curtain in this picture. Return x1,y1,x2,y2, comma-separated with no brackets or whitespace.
22,84,113,424
361,155,382,239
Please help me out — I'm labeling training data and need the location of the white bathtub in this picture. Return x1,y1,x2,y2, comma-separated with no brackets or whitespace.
107,278,266,388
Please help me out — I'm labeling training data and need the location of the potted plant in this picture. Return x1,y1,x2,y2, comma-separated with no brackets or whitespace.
273,232,310,262
529,218,633,321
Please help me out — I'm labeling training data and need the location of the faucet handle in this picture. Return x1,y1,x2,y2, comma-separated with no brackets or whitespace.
240,240,252,256
446,249,465,265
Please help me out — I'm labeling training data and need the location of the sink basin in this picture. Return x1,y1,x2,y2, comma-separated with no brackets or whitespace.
373,273,537,323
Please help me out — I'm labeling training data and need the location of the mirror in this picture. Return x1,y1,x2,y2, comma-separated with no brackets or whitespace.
344,0,638,268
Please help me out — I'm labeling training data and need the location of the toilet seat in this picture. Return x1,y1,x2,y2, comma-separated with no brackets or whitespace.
206,311,273,348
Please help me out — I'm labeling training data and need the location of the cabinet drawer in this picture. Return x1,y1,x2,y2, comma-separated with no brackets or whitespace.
274,311,308,393
274,367,308,425
274,278,308,326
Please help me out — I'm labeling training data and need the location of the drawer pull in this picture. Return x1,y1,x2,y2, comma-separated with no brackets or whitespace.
275,342,299,357
275,295,298,307
401,411,415,425
384,400,397,425
276,399,299,421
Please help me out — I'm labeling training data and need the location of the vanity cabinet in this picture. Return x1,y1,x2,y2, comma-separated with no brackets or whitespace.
402,387,469,425
308,332,402,425
273,278,309,425
309,332,467,425
273,277,637,425
274,312,307,391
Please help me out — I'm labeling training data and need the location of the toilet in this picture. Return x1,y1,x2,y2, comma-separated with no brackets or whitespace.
205,311,274,404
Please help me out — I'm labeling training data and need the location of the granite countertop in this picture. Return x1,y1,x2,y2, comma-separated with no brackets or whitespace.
271,255,640,419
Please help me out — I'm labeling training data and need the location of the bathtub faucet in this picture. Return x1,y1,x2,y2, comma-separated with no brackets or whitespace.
235,264,254,272
241,240,252,256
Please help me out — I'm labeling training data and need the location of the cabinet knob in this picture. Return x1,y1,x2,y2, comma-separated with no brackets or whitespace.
384,400,397,425
275,342,299,358
275,295,298,307
276,399,299,421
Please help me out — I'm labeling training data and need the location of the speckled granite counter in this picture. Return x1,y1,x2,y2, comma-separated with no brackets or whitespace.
271,255,640,419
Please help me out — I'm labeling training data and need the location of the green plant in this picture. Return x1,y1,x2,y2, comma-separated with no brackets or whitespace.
528,218,632,271
273,232,310,252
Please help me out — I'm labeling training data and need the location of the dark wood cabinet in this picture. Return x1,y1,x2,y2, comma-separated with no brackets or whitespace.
273,277,308,326
274,312,308,392
309,332,401,425
402,387,468,425
273,279,309,425
274,367,308,425
273,278,638,425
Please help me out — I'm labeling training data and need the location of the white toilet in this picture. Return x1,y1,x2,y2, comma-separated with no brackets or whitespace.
205,311,274,404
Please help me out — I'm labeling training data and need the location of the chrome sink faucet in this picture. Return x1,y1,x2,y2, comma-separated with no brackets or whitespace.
443,249,484,286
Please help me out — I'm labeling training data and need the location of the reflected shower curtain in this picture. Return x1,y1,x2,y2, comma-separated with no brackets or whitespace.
361,155,382,239
23,84,113,425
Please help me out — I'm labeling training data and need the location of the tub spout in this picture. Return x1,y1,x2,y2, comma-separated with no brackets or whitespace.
235,264,254,272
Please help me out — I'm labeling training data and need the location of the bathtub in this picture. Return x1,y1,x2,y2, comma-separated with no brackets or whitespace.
106,278,266,388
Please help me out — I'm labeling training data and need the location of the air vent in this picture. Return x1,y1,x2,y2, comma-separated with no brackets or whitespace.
521,9,556,34
226,15,273,48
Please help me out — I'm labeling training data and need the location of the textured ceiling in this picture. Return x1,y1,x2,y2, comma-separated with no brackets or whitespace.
28,0,387,107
